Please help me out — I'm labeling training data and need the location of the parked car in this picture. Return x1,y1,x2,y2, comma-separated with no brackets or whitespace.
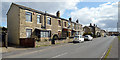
84,35,93,41
104,35,107,37
73,35,84,43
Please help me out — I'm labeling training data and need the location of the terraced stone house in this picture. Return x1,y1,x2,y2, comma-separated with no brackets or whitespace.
83,23,102,37
7,3,83,45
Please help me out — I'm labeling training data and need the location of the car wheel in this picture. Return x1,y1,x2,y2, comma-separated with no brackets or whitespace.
73,41,75,43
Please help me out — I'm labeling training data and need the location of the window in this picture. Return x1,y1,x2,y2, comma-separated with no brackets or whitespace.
26,29,32,38
37,15,41,23
41,32,44,37
40,31,51,37
76,32,79,35
64,22,66,27
74,36,79,39
76,25,77,29
68,22,71,28
58,20,61,26
47,17,51,25
72,23,74,29
26,12,32,22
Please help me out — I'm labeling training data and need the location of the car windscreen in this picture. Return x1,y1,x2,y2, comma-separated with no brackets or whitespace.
74,36,79,38
79,36,82,38
84,36,88,37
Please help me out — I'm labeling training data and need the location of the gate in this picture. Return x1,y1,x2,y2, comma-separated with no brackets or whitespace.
20,38,35,47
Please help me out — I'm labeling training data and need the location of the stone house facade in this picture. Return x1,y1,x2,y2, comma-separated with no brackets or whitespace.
83,23,102,37
7,3,83,45
83,26,93,34
100,30,106,37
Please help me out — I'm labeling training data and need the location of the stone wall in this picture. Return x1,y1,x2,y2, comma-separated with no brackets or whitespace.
7,4,20,45
35,38,73,47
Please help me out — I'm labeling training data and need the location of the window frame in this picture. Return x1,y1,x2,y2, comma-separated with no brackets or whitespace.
40,30,51,38
72,23,74,29
26,12,32,22
26,29,32,38
76,24,77,29
68,22,71,28
37,15,41,24
64,22,66,27
58,20,61,26
47,17,51,25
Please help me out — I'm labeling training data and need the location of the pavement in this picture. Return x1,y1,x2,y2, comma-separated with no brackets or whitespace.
106,37,118,58
100,36,119,60
2,36,117,59
1,39,73,54
2,42,72,57
1,47,32,53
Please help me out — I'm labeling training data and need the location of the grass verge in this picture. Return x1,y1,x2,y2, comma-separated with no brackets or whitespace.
36,45,51,48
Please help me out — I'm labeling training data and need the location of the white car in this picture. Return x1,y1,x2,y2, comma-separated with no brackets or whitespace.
84,35,93,41
73,35,84,43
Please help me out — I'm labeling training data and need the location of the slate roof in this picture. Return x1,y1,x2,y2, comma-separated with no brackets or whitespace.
7,3,82,25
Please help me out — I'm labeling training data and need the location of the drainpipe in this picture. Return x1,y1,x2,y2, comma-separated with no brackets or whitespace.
62,20,63,38
44,11,46,29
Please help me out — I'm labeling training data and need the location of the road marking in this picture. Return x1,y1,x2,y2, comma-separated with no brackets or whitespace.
52,52,68,58
100,49,108,59
100,37,114,60
4,43,72,58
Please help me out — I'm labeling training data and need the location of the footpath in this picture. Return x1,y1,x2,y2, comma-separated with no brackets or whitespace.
102,36,119,60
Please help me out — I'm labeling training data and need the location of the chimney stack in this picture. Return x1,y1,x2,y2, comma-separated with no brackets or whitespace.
90,23,92,26
76,19,79,23
94,24,96,27
69,17,72,21
56,11,60,17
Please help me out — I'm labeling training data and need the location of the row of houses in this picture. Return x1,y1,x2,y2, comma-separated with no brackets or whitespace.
7,3,83,46
83,23,106,37
108,31,119,36
7,3,106,47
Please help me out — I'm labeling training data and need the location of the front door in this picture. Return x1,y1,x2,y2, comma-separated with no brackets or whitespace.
69,32,70,37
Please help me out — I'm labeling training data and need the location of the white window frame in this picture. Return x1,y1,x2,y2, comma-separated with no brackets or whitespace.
47,17,51,25
37,15,41,24
26,12,32,22
26,29,32,38
68,22,71,28
58,20,61,26
72,23,74,29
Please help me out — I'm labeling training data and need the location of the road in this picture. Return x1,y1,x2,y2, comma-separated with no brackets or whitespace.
3,36,117,58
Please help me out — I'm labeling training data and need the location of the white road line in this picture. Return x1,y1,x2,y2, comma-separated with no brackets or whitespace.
100,49,108,59
100,36,115,59
4,43,72,58
52,52,68,58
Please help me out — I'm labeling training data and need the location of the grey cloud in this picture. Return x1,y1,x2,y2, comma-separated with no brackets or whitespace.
98,20,117,28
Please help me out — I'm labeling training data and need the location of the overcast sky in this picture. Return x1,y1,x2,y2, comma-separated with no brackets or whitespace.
0,0,119,31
